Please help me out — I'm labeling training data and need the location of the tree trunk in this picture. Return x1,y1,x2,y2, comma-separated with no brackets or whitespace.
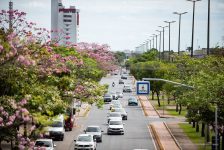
176,102,179,112
206,123,210,142
179,104,182,115
24,123,27,137
168,97,170,104
152,91,154,100
192,120,195,128
222,128,224,150
201,122,205,137
156,91,161,107
196,121,199,132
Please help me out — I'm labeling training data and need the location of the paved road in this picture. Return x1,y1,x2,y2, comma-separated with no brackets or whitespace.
55,74,156,150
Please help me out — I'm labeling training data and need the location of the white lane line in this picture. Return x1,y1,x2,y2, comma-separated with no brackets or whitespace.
147,125,158,150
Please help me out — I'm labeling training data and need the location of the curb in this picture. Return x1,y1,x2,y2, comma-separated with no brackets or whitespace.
138,96,149,116
163,122,182,150
150,124,164,150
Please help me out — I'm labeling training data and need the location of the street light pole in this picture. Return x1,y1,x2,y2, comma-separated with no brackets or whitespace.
156,30,162,60
151,35,155,49
158,26,168,60
164,20,176,61
187,0,201,57
153,34,158,50
173,11,188,55
207,0,210,55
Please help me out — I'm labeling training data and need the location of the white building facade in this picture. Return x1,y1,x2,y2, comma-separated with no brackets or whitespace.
51,0,79,45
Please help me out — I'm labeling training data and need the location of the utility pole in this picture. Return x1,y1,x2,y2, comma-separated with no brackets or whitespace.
156,30,162,60
173,12,188,55
158,26,168,60
164,20,176,61
187,0,201,57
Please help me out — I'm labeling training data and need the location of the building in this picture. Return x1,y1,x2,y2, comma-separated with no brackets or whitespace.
51,0,79,45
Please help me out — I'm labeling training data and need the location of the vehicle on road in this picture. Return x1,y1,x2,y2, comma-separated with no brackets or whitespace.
107,112,122,123
33,139,56,150
121,75,127,79
110,100,121,110
119,79,124,84
45,114,65,141
103,93,113,102
112,108,128,120
110,92,119,100
64,108,75,131
107,118,124,135
84,126,103,142
123,85,132,93
116,91,123,98
128,97,138,106
74,134,97,150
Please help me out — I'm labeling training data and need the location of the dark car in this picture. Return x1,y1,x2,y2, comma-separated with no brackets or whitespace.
103,93,113,102
119,79,124,84
121,75,127,79
128,97,138,106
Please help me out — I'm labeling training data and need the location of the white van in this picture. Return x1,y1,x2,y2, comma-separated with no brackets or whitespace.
46,114,65,141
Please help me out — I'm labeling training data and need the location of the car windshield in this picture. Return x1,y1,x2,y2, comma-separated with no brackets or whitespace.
109,113,121,117
35,141,52,147
129,97,137,101
77,135,92,142
86,127,100,132
109,120,122,125
50,121,63,127
104,94,111,97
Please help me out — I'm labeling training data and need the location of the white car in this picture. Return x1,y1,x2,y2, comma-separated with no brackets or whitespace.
33,139,56,150
107,118,124,135
84,125,103,142
110,92,119,100
116,91,123,98
74,134,97,150
109,100,121,110
107,112,122,123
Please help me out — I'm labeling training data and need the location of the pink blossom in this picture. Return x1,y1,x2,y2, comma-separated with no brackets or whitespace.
0,106,3,112
0,117,3,123
6,121,13,126
30,125,36,132
0,45,3,53
18,144,25,150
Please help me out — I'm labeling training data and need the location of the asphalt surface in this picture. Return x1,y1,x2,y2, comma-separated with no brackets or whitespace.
54,74,156,150
54,73,186,150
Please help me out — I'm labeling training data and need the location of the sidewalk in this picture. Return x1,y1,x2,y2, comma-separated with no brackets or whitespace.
138,95,181,150
138,95,159,117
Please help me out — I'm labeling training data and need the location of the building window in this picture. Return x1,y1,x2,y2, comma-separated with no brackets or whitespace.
64,19,72,22
64,15,72,18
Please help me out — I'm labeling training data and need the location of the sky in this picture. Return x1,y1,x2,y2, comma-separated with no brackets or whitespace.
0,0,224,51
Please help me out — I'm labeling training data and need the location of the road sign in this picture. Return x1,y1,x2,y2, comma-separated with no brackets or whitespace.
136,81,150,95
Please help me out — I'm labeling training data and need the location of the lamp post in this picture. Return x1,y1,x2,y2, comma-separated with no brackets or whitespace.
150,35,155,49
164,20,176,61
149,39,152,50
173,11,188,55
156,30,162,60
158,26,168,60
187,0,201,57
207,0,210,55
153,34,158,50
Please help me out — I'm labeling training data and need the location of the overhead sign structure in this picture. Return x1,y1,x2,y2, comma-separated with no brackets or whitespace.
136,81,150,95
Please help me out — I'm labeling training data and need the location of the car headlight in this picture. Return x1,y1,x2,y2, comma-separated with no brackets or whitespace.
75,144,79,146
89,144,93,147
